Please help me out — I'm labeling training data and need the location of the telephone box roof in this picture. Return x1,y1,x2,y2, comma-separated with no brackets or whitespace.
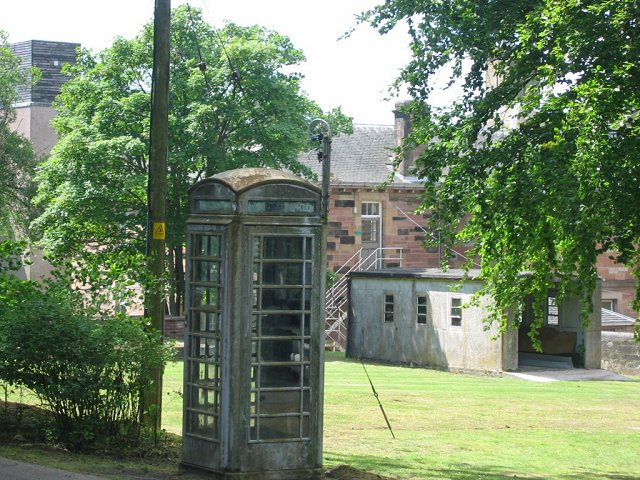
194,167,320,194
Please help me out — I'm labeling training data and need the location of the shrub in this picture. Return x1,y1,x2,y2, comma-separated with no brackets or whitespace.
0,245,174,450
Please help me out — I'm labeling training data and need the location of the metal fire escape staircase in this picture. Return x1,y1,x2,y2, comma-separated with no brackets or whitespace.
324,247,404,351
323,205,479,351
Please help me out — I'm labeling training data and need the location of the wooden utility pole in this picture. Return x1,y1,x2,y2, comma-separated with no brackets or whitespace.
145,0,170,431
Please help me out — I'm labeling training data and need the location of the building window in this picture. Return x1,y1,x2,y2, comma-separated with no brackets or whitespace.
361,202,382,245
450,297,462,327
416,295,428,325
547,295,559,326
384,294,394,323
602,299,617,311
362,202,380,217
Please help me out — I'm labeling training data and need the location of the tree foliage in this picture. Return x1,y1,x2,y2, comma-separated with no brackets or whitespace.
365,0,640,329
32,6,352,314
0,31,38,236
0,244,173,450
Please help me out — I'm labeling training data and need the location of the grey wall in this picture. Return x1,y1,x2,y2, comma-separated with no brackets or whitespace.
601,332,640,376
347,274,602,373
347,276,505,373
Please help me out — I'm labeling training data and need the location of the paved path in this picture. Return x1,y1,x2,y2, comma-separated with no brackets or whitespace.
503,368,636,383
0,457,106,480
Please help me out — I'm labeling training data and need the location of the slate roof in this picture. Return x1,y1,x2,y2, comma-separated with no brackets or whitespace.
11,40,79,106
601,309,637,327
298,125,420,185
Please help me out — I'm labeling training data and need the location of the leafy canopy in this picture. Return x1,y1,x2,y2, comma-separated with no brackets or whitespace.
365,0,640,328
31,6,352,310
0,31,38,236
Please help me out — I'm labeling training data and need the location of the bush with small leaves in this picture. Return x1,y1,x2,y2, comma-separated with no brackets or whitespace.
0,241,174,450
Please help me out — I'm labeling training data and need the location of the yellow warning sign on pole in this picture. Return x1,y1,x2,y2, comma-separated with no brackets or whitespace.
153,222,166,240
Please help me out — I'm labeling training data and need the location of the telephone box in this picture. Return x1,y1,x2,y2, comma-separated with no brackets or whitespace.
182,168,325,479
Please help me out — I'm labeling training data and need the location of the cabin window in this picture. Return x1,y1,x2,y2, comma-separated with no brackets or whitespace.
416,295,428,325
450,297,462,327
384,294,394,323
602,299,616,311
546,295,559,326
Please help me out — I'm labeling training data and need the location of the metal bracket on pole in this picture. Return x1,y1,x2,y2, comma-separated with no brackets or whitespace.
308,119,332,224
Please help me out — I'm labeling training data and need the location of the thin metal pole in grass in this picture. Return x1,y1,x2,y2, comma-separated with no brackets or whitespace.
360,359,396,439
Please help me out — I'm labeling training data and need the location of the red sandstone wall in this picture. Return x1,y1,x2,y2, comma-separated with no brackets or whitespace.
326,186,637,317
597,251,637,318
326,186,467,273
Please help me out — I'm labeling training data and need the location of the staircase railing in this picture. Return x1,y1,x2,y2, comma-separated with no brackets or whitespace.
324,247,403,351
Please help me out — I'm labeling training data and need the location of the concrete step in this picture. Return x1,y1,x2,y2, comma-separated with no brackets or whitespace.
519,352,574,369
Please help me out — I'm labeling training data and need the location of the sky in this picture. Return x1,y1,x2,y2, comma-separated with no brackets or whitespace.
1,0,414,125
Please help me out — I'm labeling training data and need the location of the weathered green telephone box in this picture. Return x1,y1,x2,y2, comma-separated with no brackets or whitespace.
182,168,325,479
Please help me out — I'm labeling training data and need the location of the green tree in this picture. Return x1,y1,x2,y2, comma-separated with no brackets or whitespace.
0,31,37,236
365,1,640,332
32,6,352,314
0,242,173,449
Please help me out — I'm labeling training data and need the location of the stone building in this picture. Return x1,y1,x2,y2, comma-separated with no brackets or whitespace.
300,108,637,325
10,40,79,157
9,40,79,281
298,116,468,275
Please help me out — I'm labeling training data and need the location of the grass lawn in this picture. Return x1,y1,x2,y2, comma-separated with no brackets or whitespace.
319,354,640,479
160,353,640,479
2,353,640,479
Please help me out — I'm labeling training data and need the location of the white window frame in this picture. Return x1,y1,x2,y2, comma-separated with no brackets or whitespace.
416,294,428,325
450,297,462,327
546,295,559,326
361,202,382,246
383,292,395,323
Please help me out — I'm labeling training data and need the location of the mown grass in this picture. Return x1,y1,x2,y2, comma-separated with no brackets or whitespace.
319,354,640,479
2,353,640,479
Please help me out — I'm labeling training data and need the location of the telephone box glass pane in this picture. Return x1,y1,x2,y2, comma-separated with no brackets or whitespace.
186,232,223,442
194,286,219,307
188,412,217,438
192,336,219,361
260,339,303,362
260,390,301,414
189,386,218,414
190,361,218,387
250,235,313,442
262,313,302,336
261,288,302,310
196,261,220,283
196,312,220,333
263,237,304,259
260,366,302,388
262,263,304,285
194,235,220,257
259,417,301,440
